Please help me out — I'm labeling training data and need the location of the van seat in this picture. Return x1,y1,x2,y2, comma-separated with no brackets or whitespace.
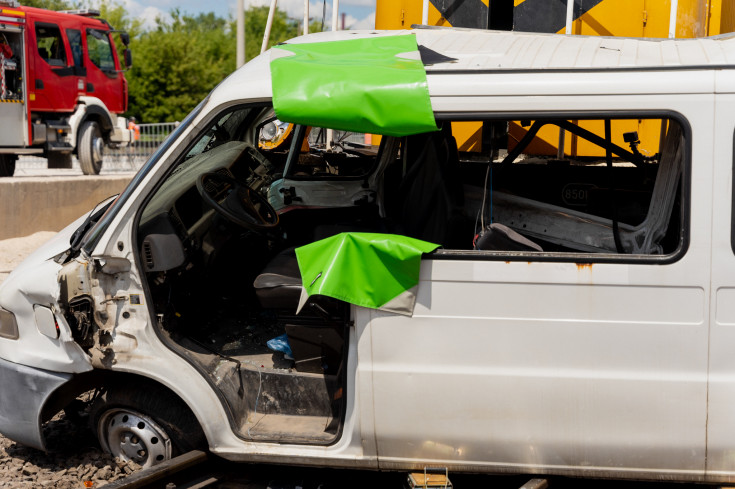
253,247,302,310
474,223,543,252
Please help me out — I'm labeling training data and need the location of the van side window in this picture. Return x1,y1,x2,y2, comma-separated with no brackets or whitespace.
86,29,114,72
284,125,378,179
35,23,67,67
382,116,688,260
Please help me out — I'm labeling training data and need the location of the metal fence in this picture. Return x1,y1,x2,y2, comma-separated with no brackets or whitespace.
107,122,180,168
15,122,371,176
16,122,179,175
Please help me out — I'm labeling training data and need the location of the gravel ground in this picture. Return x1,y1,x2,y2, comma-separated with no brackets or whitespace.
0,231,56,283
0,232,142,488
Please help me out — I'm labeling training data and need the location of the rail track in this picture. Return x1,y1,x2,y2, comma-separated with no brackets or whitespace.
103,451,220,489
103,451,719,489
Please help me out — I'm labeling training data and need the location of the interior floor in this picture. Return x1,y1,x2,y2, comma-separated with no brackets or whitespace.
245,413,338,443
148,226,347,445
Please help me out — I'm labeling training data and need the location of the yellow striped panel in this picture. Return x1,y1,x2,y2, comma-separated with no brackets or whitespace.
0,8,25,17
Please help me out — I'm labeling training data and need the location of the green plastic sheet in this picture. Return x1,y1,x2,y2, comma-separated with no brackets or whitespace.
295,232,439,312
270,35,438,137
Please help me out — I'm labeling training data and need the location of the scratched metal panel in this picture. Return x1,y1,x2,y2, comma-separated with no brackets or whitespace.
370,261,708,475
412,29,735,71
0,103,25,146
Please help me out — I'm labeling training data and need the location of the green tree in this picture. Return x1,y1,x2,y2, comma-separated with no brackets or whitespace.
239,6,301,62
128,6,305,123
126,10,236,122
94,0,141,37
20,0,75,9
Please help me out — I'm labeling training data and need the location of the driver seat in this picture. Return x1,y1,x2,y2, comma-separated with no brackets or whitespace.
253,247,303,310
254,221,381,312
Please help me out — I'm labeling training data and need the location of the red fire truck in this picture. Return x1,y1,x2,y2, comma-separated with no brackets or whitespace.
0,0,132,176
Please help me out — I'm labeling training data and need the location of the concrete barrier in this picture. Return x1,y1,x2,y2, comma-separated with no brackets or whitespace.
0,176,133,240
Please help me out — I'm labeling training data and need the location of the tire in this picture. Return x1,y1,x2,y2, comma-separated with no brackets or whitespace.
0,155,16,177
47,152,73,169
78,121,104,175
89,382,205,468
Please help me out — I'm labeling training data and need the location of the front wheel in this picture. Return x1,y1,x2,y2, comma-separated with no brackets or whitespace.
78,121,104,175
89,383,205,468
0,154,16,177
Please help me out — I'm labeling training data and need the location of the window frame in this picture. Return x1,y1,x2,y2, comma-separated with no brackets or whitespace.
730,125,735,257
283,124,382,182
428,110,691,265
34,22,68,67
65,28,86,76
85,28,115,73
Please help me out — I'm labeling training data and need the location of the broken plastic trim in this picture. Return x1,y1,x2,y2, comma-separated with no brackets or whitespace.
270,35,438,137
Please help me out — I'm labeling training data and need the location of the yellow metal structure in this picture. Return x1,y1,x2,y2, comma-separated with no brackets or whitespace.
376,0,735,157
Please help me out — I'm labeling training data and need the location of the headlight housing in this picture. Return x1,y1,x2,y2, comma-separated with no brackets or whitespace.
0,307,19,340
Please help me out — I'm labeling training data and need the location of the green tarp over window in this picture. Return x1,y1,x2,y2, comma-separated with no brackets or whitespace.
295,233,439,316
270,34,438,137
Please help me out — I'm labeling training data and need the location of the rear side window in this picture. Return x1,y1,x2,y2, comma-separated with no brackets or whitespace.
35,23,67,67
86,29,114,71
382,115,689,261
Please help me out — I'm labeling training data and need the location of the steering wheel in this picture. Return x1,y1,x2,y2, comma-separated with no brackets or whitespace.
196,171,279,231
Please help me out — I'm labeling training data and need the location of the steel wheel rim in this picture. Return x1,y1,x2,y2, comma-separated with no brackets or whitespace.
97,408,171,468
92,131,104,165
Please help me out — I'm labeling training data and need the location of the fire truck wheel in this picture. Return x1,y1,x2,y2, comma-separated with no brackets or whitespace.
79,121,104,175
0,155,16,177
47,152,73,169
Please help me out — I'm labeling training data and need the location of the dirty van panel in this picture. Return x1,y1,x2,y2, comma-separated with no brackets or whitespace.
136,105,369,445
134,103,687,450
370,114,700,474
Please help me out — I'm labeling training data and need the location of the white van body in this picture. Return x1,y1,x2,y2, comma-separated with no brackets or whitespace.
1,27,734,481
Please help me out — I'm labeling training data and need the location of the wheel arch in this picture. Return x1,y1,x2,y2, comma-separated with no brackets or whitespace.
81,106,114,135
41,370,207,446
69,97,116,152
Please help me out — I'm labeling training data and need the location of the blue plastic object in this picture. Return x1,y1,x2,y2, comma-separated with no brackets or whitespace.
266,334,293,360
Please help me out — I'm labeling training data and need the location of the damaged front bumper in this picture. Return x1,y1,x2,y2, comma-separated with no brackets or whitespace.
0,356,71,450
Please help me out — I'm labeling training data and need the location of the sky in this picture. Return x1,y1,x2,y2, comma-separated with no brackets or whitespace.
118,0,377,31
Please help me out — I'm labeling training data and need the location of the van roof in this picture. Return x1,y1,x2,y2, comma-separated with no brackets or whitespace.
209,28,735,111
281,28,735,72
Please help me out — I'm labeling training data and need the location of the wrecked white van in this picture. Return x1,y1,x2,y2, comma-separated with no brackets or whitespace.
0,27,733,481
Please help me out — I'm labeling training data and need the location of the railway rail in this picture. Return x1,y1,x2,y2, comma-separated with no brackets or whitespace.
104,451,722,489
